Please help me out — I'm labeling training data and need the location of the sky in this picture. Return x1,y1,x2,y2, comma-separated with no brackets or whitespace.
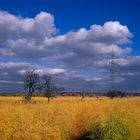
0,0,140,92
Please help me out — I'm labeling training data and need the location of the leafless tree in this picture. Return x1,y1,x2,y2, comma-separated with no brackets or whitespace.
24,69,41,102
42,74,57,103
81,89,85,100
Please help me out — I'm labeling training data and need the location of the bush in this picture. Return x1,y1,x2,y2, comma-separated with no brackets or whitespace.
87,117,130,140
104,117,130,140
106,90,126,98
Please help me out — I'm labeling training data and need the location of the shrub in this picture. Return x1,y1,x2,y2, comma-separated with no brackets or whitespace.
87,117,130,140
104,117,130,140
106,90,126,98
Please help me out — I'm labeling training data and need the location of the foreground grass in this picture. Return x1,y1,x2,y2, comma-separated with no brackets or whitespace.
0,96,140,140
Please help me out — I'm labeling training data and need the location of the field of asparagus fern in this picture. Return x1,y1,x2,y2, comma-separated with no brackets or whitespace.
0,96,140,140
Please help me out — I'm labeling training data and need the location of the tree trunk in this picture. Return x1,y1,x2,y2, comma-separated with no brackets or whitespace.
48,97,50,103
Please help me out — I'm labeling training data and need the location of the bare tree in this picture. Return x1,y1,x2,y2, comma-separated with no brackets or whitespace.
80,89,85,100
24,69,41,102
43,74,57,103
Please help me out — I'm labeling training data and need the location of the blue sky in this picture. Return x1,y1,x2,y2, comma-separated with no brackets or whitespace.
0,0,140,92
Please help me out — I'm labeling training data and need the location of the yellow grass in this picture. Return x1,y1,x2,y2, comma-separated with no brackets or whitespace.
0,96,140,140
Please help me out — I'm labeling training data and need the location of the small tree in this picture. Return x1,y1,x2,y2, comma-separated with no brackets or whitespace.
43,74,56,103
24,69,41,102
81,89,85,100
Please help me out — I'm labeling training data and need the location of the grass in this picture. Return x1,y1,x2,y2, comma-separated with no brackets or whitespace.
0,96,139,140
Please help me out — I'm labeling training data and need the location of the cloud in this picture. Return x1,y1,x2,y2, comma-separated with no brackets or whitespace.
0,58,140,92
0,11,132,61
0,11,140,92
38,21,132,72
0,11,56,40
0,62,65,87
0,11,56,58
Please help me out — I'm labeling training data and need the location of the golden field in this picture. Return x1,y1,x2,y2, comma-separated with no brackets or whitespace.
0,96,140,140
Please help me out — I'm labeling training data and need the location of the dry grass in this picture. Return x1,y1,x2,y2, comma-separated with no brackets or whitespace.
0,96,140,140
